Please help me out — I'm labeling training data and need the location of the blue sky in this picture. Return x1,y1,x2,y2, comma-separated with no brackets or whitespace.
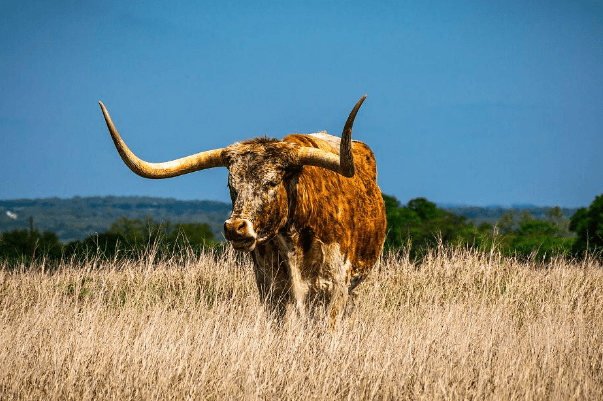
1,0,602,207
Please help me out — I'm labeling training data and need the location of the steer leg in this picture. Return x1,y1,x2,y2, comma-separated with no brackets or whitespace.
255,275,288,321
275,234,309,319
252,244,290,322
303,283,349,328
343,263,373,327
328,284,349,328
300,244,352,328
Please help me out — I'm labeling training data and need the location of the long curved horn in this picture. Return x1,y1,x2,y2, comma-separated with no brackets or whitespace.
295,95,366,177
99,102,226,179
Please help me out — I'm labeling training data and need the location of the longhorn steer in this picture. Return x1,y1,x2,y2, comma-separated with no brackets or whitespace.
99,96,386,323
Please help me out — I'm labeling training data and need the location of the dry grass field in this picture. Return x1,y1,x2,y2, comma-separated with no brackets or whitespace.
1,246,602,400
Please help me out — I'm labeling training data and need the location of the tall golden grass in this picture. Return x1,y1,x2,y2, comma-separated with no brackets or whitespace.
1,246,602,400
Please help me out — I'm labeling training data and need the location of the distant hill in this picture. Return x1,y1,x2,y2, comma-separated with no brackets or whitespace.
441,204,580,226
0,196,232,243
0,196,582,244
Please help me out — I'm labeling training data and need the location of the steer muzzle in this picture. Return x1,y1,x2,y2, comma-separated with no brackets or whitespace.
224,218,257,252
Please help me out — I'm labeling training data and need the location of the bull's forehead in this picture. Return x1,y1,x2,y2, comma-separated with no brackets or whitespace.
224,139,297,182
229,154,283,182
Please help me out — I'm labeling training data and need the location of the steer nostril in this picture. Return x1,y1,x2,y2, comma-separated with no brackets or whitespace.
224,218,255,240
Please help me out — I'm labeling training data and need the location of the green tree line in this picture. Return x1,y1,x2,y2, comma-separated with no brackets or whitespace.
383,193,603,261
2,193,603,266
0,217,217,266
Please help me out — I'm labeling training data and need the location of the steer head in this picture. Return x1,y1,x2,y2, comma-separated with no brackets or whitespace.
98,96,366,252
222,138,298,251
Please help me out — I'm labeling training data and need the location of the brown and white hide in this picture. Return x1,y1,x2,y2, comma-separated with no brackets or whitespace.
223,132,386,322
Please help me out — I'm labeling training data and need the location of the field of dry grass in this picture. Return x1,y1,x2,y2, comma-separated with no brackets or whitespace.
1,246,602,400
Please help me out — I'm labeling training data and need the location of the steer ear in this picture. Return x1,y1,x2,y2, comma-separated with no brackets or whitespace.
99,101,227,178
295,95,366,177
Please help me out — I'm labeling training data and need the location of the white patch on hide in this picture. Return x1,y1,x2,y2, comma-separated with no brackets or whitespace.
275,233,308,316
309,131,341,153
309,131,360,155
275,234,351,319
